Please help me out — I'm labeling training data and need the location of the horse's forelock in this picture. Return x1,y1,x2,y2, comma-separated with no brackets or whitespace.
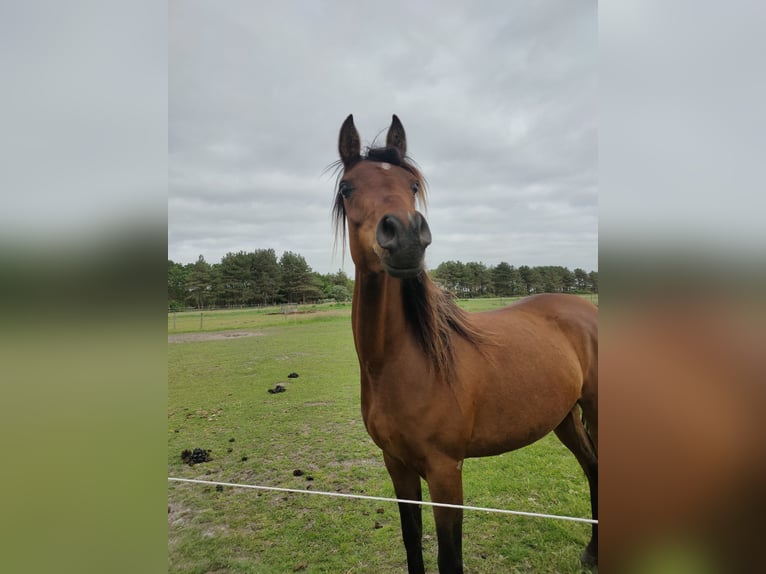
366,146,403,166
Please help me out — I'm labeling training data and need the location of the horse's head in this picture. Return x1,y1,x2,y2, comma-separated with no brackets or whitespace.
334,114,431,279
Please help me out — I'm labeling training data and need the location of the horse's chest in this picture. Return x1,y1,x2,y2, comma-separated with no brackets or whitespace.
363,412,394,451
361,377,462,464
361,395,402,449
363,410,429,470
361,388,417,453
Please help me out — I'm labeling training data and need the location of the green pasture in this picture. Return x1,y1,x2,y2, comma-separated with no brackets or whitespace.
168,297,595,573
167,294,597,334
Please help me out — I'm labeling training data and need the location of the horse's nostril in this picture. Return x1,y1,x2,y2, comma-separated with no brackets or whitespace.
419,224,432,248
377,215,400,249
414,212,432,248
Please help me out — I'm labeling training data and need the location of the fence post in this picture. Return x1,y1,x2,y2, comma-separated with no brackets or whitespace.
200,312,203,330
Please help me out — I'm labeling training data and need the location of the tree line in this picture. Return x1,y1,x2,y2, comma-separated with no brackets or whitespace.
431,261,598,298
169,249,597,310
168,249,353,310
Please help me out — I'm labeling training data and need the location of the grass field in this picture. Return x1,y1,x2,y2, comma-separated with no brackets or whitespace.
168,297,596,573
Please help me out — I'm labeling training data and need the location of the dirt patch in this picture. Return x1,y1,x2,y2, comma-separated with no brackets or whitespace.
168,330,266,343
168,499,194,530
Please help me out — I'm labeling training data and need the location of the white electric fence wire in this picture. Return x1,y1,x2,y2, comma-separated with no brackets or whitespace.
168,477,597,525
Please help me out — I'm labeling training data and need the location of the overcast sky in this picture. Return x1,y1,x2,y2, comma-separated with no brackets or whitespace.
169,1,597,275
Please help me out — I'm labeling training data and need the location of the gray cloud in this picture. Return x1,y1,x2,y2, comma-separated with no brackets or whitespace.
169,1,597,273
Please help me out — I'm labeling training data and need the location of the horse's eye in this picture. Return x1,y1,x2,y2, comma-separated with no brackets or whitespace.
411,182,419,194
339,181,353,198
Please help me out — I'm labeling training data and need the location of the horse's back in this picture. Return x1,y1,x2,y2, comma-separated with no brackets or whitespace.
476,293,597,343
502,292,597,318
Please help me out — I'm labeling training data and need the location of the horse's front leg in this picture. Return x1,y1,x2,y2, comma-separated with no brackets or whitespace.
383,452,425,574
426,457,464,574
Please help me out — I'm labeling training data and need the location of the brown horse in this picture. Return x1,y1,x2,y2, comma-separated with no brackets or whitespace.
332,114,598,573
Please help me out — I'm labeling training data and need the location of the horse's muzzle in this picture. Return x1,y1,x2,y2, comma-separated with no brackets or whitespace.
375,211,432,278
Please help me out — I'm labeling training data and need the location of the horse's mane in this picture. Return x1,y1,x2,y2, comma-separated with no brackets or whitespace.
402,273,486,383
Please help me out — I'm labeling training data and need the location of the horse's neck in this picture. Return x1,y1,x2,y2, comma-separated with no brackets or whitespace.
351,271,407,370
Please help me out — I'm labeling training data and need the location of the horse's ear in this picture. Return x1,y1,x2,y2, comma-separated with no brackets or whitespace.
386,114,407,157
338,114,361,167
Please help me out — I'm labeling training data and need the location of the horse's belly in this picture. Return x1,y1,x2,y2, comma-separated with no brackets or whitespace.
466,420,557,457
464,375,581,457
